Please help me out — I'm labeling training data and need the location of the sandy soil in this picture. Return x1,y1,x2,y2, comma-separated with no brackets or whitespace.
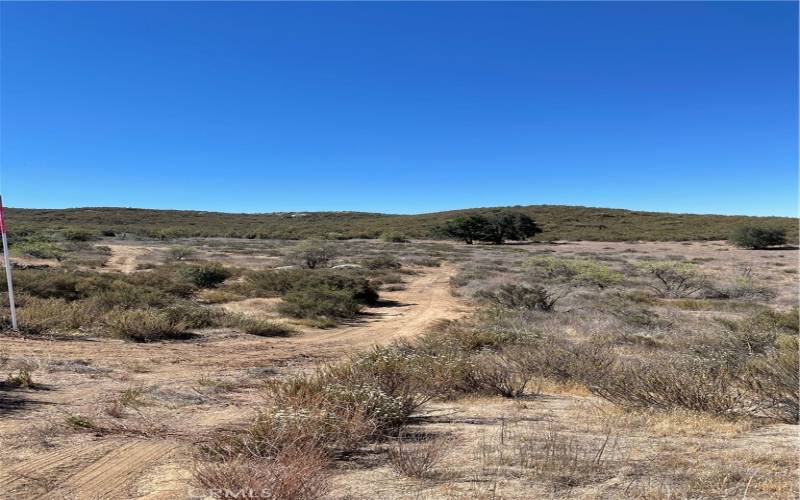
0,264,467,499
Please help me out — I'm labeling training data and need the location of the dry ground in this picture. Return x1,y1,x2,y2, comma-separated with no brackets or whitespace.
0,239,797,499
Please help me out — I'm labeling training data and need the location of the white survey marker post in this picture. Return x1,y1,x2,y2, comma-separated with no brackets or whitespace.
0,196,17,330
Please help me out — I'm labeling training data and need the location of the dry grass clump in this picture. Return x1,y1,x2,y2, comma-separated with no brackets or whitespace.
477,421,622,490
387,432,451,478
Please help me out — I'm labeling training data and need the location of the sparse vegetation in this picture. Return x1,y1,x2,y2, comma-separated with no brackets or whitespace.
1,236,797,499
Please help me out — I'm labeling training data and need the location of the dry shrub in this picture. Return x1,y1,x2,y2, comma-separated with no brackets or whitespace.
6,368,34,388
638,260,708,298
104,308,188,342
387,432,450,478
464,349,537,398
323,345,452,418
587,356,747,417
15,297,101,334
415,317,521,353
193,447,331,500
477,284,561,311
517,338,614,384
740,336,799,423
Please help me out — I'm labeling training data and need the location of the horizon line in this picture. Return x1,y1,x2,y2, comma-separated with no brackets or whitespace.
5,203,798,220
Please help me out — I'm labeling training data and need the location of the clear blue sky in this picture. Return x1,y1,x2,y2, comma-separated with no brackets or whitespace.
1,1,797,216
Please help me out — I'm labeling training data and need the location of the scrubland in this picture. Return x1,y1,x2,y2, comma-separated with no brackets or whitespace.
0,235,797,499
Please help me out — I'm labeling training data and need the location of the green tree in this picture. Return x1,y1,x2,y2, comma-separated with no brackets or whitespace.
439,212,541,244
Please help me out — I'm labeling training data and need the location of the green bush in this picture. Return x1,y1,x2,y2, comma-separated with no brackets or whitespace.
13,241,64,260
291,271,379,305
61,228,97,242
527,256,623,287
178,263,231,288
380,232,409,243
729,226,787,249
244,269,307,297
279,288,362,320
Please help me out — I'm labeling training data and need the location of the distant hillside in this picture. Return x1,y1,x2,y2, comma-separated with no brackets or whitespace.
6,205,798,243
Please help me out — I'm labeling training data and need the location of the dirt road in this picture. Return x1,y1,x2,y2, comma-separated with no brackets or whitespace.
0,265,467,499
103,243,157,273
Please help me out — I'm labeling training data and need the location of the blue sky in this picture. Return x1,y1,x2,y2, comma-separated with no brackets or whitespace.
1,2,797,216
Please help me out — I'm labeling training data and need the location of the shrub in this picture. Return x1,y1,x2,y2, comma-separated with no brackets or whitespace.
166,245,195,261
178,263,231,288
739,336,799,424
387,433,450,478
587,357,747,417
477,284,560,311
162,303,228,329
638,260,708,298
89,281,172,310
243,269,305,297
729,226,787,249
61,228,97,241
16,297,101,334
104,308,187,342
6,368,34,388
232,317,295,337
527,256,623,288
279,271,378,319
380,232,409,243
465,349,536,398
193,448,331,500
363,255,401,270
12,269,83,300
288,240,336,269
13,241,64,260
516,338,614,383
321,345,452,418
279,288,362,320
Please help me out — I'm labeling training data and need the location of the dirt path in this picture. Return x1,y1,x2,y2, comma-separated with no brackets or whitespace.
103,243,157,273
0,265,467,499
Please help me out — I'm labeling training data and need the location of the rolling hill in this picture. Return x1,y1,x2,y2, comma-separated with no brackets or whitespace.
6,205,798,242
